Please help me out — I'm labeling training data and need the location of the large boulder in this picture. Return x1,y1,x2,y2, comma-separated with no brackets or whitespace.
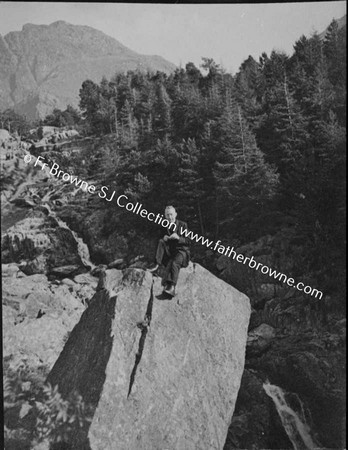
247,323,276,356
47,263,251,449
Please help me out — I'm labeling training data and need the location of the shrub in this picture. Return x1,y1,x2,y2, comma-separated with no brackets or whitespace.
4,360,92,448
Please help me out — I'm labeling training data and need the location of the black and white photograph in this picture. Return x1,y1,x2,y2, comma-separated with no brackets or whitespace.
1,1,346,449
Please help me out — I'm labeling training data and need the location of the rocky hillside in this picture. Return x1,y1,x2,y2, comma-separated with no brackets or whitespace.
3,205,250,448
1,142,345,449
0,21,176,120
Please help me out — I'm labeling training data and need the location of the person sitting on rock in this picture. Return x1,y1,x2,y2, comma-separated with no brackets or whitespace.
148,205,190,297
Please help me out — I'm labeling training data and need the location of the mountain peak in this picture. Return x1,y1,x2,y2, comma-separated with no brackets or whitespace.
50,20,69,27
21,20,72,31
0,21,176,120
22,23,34,29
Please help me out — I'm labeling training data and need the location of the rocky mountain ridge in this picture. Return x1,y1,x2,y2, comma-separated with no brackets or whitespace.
0,21,176,120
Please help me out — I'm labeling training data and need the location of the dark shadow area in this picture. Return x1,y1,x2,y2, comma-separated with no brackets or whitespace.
46,290,116,448
223,370,293,450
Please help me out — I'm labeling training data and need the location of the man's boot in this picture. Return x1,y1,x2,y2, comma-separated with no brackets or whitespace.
164,283,176,297
147,263,159,273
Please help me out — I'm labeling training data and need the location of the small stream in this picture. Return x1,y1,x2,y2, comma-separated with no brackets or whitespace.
43,203,96,270
2,155,96,270
263,382,320,450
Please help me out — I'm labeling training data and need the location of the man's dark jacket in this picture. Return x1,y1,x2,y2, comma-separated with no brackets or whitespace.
160,219,190,267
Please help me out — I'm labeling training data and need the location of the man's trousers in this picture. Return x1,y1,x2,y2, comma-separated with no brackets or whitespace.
155,239,188,286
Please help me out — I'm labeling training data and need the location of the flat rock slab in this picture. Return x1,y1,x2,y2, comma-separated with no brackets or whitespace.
47,263,251,450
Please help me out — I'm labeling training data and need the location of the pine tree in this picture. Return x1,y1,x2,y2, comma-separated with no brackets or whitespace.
79,80,101,130
171,85,206,141
143,136,179,210
257,54,309,179
119,99,138,147
234,55,264,131
153,80,172,136
324,20,345,86
323,19,346,124
173,138,205,234
213,102,279,239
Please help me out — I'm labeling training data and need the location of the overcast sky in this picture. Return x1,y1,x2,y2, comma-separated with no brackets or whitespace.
0,2,346,73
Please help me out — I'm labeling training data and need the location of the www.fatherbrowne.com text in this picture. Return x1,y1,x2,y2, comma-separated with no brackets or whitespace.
25,154,323,300
178,228,323,300
115,195,323,300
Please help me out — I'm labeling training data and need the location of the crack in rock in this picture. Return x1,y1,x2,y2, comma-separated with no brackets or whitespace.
127,279,154,398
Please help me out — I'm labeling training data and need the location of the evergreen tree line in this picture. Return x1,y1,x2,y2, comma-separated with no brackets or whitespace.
76,20,346,297
2,20,344,298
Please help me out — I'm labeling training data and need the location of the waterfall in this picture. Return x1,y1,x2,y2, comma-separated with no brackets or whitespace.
263,381,320,450
43,203,96,270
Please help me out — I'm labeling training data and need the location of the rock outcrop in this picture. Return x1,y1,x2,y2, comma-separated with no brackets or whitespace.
1,209,91,275
47,263,251,449
2,264,96,372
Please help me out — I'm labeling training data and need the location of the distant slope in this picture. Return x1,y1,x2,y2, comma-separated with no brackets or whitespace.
0,21,176,120
319,14,346,39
